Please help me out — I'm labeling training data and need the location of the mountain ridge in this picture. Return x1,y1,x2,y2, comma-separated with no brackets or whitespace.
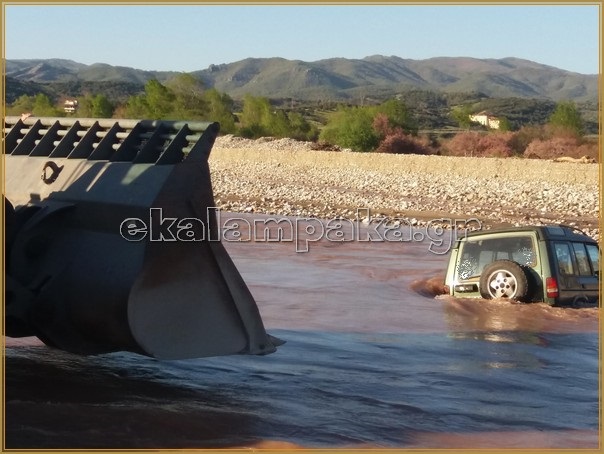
5,55,598,103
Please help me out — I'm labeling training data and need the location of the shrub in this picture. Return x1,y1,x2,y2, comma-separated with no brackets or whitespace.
507,125,548,155
319,106,379,152
375,131,434,155
548,101,584,138
476,132,515,157
371,113,433,155
372,113,391,138
443,131,514,158
524,136,599,161
319,100,416,152
238,123,269,139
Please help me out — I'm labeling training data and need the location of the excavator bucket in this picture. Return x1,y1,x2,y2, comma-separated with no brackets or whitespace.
3,116,282,360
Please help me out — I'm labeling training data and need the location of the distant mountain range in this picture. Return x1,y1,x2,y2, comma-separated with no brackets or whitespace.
5,56,598,103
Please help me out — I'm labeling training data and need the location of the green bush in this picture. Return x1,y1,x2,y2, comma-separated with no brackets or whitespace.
319,106,379,152
237,95,318,140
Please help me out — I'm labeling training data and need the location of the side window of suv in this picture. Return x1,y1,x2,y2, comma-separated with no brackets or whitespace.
554,242,575,275
585,244,600,276
572,242,593,276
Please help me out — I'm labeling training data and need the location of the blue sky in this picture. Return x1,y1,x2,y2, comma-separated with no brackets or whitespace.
3,3,601,75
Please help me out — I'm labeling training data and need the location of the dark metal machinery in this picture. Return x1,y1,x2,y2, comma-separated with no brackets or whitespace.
3,116,282,359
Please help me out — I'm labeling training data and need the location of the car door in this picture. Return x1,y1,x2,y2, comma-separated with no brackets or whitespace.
553,241,599,305
579,242,600,302
552,242,582,305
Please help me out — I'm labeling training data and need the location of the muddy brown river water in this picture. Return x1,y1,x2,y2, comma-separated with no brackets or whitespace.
3,214,599,450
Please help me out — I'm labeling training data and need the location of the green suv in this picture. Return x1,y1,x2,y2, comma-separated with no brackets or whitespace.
444,225,600,306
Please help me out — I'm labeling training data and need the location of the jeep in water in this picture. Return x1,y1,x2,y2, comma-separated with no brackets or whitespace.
444,225,600,306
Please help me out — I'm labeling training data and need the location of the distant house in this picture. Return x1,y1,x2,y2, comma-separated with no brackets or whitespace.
64,99,78,114
469,111,500,130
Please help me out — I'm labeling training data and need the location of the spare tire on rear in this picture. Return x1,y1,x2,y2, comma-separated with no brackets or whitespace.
479,259,530,302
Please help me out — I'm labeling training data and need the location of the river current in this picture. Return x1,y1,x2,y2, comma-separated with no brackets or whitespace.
4,215,599,449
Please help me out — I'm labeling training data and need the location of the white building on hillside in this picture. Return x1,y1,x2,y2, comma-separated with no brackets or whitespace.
64,99,78,114
469,111,500,129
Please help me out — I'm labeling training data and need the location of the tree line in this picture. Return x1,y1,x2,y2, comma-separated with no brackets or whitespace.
5,74,594,159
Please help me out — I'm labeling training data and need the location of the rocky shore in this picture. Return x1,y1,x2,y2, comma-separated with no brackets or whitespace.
209,135,600,240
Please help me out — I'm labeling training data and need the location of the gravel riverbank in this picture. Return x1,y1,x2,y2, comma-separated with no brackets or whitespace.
209,135,600,240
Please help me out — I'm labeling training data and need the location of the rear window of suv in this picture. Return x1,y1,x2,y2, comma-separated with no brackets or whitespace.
457,235,536,279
